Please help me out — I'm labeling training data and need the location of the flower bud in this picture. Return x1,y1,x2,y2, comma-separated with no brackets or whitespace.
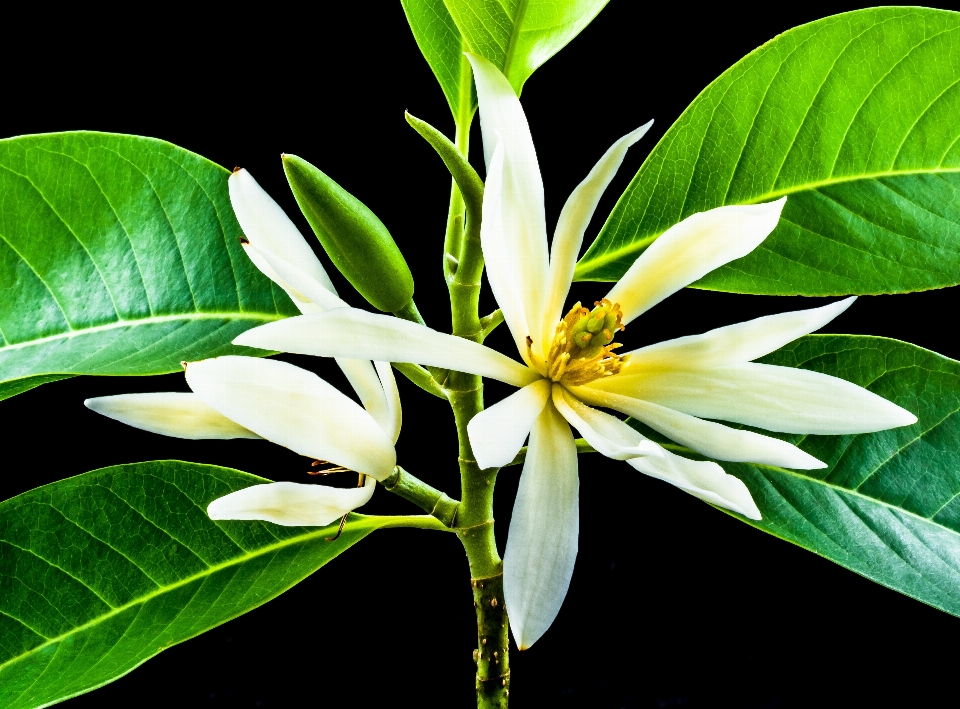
282,154,414,313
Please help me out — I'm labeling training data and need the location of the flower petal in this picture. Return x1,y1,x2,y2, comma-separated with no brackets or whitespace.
622,297,856,373
374,361,402,444
229,168,338,295
84,393,260,440
504,402,579,650
551,385,663,461
207,477,375,527
185,356,396,480
234,309,540,388
606,198,786,325
541,121,653,349
336,357,391,437
245,241,347,313
468,379,551,469
572,386,825,469
628,450,761,519
469,53,550,359
593,362,917,434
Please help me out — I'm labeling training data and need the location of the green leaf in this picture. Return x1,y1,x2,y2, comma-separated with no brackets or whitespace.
651,335,960,618
442,0,608,95
577,7,960,295
0,460,442,708
0,131,296,400
402,0,477,122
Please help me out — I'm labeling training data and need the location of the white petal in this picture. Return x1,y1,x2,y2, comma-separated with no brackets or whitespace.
241,242,319,315
571,386,825,469
628,449,761,520
481,141,535,361
606,199,787,325
207,477,375,527
229,168,338,295
504,402,579,650
623,297,856,373
469,53,550,360
593,363,918,435
468,379,551,469
245,241,347,313
336,357,391,436
374,361,402,444
234,309,540,388
541,121,653,350
185,356,396,480
551,386,663,461
84,393,260,440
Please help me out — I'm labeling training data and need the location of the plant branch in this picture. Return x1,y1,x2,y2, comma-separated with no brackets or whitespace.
479,309,504,342
381,466,459,527
391,362,447,399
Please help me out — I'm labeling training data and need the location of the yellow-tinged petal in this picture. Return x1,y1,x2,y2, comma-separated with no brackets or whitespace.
606,199,786,325
551,386,663,460
468,379,551,469
85,393,260,440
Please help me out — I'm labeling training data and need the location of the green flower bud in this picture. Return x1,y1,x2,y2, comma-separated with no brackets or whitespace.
282,154,414,313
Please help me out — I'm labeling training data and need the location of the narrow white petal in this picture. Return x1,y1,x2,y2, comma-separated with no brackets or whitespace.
185,356,396,480
374,361,402,444
234,309,540,388
628,449,761,520
207,477,375,527
572,386,825,469
229,168,338,295
606,198,787,325
241,242,318,315
468,379,551,469
85,393,260,440
541,121,653,349
469,54,550,359
593,363,918,435
481,141,535,361
246,242,347,313
623,297,856,373
551,386,663,461
336,357,391,437
504,403,579,650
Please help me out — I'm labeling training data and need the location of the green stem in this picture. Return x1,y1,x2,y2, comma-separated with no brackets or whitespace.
381,466,459,526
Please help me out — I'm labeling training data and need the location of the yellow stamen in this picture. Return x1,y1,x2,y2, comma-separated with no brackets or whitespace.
543,299,627,386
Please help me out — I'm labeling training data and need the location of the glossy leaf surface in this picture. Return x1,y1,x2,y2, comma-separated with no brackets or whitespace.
0,132,295,401
637,335,960,617
577,8,960,295
402,0,477,120
443,0,608,94
0,461,435,708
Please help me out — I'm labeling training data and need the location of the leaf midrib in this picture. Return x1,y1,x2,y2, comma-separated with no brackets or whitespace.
0,312,283,354
579,166,960,274
501,0,530,83
0,517,388,675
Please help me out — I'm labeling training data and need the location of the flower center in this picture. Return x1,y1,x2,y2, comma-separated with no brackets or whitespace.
537,299,628,386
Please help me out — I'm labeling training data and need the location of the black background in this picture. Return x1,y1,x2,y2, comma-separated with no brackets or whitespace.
2,3,959,708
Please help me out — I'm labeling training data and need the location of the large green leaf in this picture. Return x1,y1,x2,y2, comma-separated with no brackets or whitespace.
639,335,960,617
442,0,608,95
402,0,477,122
0,461,442,708
577,7,960,295
0,132,296,401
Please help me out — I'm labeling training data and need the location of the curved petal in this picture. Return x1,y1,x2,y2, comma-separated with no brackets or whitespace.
337,357,391,436
246,241,347,313
541,121,653,349
504,402,579,650
572,386,825,469
374,361,402,444
551,386,663,461
628,450,761,520
593,363,917,435
229,168,338,295
469,53,549,359
84,393,260,440
234,309,540,388
622,297,856,373
481,141,534,361
468,379,551,469
207,477,375,527
606,198,786,325
185,356,396,480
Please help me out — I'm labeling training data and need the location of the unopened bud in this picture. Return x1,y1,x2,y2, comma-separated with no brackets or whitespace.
282,154,414,313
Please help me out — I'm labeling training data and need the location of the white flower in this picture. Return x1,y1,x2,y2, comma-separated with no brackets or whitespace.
86,173,403,526
231,56,917,648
